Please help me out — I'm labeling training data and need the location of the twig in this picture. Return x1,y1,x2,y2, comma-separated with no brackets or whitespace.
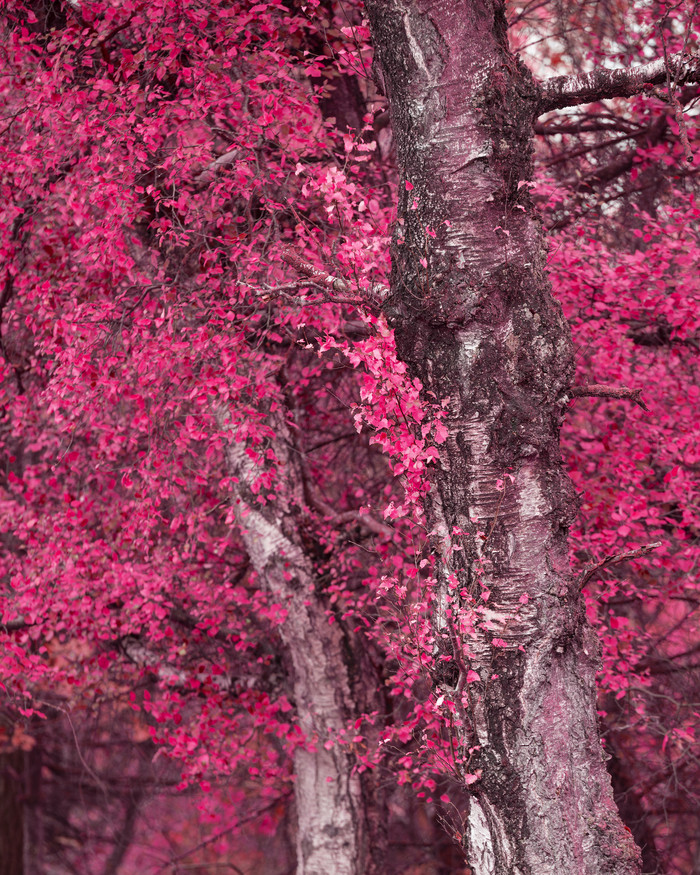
578,542,662,591
569,383,649,412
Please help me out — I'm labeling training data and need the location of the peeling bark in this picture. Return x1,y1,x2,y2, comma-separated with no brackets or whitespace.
364,2,642,873
219,409,384,875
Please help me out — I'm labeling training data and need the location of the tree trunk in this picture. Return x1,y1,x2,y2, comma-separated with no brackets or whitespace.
364,2,642,873
221,409,384,875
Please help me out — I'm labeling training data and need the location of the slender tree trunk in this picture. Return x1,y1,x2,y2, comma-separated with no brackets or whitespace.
221,409,385,875
365,2,642,873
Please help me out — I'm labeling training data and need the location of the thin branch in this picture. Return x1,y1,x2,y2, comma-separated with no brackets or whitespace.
2,618,29,632
538,52,700,114
42,702,109,796
569,383,649,412
155,796,291,872
578,542,662,591
298,446,394,538
194,148,241,188
281,248,388,306
334,508,395,538
282,248,353,294
535,115,642,136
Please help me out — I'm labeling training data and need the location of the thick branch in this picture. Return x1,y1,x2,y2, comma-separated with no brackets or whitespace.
538,53,700,114
2,618,28,632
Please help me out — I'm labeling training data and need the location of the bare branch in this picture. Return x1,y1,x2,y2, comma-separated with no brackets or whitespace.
578,542,662,591
569,383,649,412
538,52,700,114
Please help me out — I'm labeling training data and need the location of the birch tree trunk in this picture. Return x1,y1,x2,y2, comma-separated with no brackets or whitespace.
364,2,642,873
220,408,384,875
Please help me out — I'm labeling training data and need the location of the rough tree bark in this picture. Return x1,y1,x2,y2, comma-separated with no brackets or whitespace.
364,2,643,873
220,407,385,875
